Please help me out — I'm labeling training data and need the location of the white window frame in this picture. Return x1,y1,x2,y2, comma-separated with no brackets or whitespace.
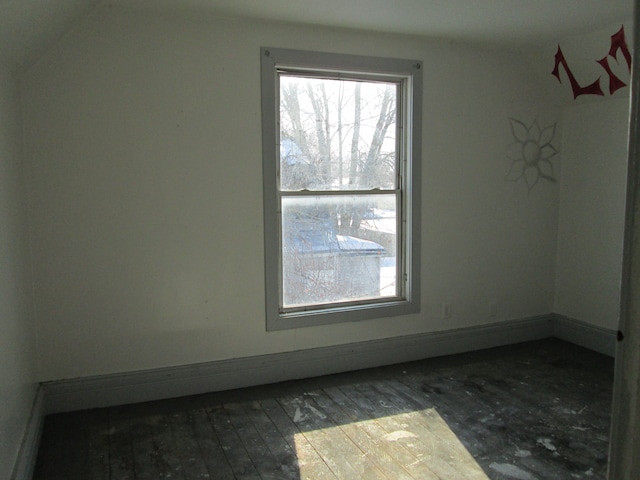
261,47,422,331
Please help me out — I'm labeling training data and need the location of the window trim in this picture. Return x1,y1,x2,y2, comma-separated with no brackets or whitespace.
261,47,422,331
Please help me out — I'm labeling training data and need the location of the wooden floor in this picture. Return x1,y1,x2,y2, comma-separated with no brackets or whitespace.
33,339,613,479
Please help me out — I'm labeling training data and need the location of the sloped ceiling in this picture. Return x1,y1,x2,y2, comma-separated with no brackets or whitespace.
0,0,634,71
116,0,633,44
0,0,100,69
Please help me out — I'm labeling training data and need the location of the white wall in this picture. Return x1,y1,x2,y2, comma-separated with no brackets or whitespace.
547,23,632,331
21,5,560,382
0,65,37,478
554,98,629,329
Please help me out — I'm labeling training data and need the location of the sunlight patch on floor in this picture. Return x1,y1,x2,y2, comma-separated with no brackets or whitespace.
293,407,490,479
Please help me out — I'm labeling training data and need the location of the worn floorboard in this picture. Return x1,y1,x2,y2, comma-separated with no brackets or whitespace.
33,339,613,479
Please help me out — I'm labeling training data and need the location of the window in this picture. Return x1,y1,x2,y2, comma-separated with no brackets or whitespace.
261,47,422,330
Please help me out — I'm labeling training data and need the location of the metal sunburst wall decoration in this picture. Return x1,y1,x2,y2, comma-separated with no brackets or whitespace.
505,118,558,192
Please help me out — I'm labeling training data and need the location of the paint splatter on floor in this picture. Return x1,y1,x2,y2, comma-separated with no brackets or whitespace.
537,437,557,451
383,430,418,441
490,462,537,479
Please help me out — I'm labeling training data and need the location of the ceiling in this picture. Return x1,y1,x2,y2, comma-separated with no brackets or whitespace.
120,0,634,43
0,0,635,71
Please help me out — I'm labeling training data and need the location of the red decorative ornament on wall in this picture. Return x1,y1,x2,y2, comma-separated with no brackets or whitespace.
552,26,631,99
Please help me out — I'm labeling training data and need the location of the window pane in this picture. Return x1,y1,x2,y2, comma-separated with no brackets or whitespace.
280,75,397,191
282,195,398,308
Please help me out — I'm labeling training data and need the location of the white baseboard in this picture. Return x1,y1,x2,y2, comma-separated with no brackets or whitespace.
11,385,45,480
552,314,617,357
43,315,553,414
42,314,616,415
